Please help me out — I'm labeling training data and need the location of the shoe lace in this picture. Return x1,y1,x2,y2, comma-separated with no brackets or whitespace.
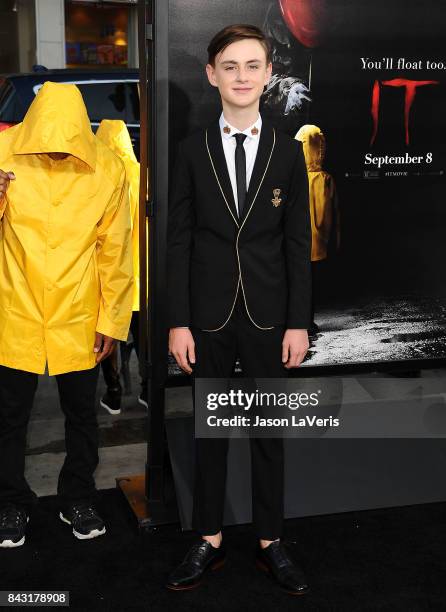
185,541,212,567
270,542,293,569
0,506,25,527
70,504,100,522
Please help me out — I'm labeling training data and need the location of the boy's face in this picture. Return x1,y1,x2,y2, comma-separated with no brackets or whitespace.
206,39,272,110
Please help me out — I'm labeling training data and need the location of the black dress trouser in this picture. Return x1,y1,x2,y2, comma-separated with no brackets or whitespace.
100,343,122,393
191,293,287,541
0,364,100,509
101,312,146,393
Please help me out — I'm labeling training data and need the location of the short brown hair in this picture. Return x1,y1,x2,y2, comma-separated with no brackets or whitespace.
207,24,271,66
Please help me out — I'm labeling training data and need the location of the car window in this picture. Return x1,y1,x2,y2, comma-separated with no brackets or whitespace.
0,79,12,107
76,82,127,122
127,82,140,124
0,80,24,122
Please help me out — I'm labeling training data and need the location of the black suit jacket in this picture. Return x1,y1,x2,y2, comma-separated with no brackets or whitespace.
167,117,311,331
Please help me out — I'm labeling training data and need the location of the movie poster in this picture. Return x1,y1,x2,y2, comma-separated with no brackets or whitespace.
168,0,446,368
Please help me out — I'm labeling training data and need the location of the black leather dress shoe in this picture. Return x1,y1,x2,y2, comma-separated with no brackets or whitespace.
256,540,309,595
166,540,226,591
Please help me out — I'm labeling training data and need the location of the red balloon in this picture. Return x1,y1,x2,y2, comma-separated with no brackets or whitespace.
278,0,328,48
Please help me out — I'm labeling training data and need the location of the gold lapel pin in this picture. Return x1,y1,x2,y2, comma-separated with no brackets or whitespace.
223,126,231,134
271,188,282,207
251,126,259,136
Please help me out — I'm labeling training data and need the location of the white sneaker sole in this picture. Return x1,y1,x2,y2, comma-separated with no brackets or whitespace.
0,516,29,548
0,536,25,548
138,397,149,409
59,512,106,540
100,399,121,415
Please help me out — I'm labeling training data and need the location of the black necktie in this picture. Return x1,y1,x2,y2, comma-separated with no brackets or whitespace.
234,133,247,217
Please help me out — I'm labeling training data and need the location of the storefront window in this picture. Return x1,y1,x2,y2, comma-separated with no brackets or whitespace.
65,1,133,68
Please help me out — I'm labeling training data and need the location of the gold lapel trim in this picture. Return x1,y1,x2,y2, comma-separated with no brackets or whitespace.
205,129,239,228
201,279,241,332
203,127,277,332
239,128,276,231
236,128,276,331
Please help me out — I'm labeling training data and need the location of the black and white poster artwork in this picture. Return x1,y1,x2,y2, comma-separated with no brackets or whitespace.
168,0,446,369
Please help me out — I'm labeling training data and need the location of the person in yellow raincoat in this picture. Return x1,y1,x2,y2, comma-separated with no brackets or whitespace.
295,124,340,334
0,82,133,547
95,119,143,415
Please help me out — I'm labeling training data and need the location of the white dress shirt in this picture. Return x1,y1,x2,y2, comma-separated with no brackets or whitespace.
219,112,262,214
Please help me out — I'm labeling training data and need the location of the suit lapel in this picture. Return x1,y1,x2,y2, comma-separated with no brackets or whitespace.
241,119,275,222
206,121,239,225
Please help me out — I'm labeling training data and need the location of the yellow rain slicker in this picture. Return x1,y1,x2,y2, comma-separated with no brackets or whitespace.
295,124,340,262
0,82,133,375
96,119,140,311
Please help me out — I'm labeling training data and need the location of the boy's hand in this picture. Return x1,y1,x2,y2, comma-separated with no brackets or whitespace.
94,332,117,363
282,329,309,368
0,170,16,201
169,328,196,374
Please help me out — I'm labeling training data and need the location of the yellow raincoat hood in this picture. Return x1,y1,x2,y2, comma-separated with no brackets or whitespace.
12,81,97,170
96,119,137,165
0,82,133,375
295,124,325,172
295,124,339,261
96,120,140,311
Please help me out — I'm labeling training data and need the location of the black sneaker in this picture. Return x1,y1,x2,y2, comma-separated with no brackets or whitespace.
60,503,106,540
0,504,29,548
100,389,122,415
138,385,148,409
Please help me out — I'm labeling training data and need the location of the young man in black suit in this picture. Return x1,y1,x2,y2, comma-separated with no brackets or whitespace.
166,25,311,595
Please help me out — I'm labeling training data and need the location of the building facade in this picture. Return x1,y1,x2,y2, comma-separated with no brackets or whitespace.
0,0,138,73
